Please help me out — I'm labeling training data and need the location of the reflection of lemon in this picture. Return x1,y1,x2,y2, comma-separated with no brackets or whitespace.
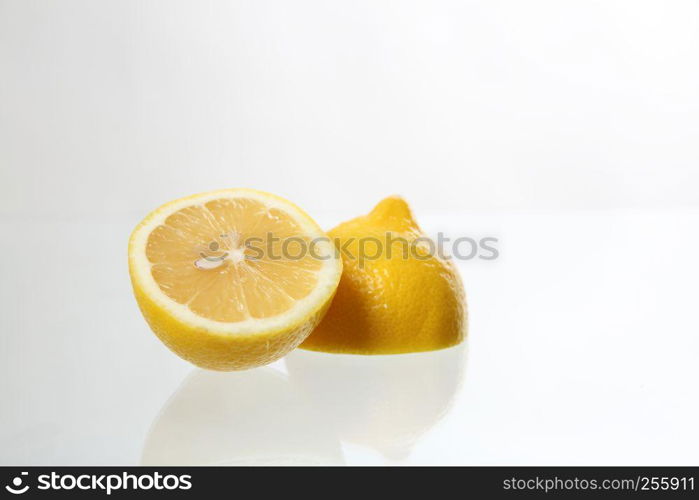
128,189,342,370
142,368,344,465
286,345,466,460
301,196,466,354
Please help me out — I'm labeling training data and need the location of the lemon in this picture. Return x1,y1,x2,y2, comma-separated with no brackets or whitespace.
128,188,342,371
300,196,466,354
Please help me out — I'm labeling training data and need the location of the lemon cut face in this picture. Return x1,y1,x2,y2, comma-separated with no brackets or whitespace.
129,189,342,371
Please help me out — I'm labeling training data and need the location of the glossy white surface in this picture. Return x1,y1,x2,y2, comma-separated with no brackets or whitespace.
1,210,698,465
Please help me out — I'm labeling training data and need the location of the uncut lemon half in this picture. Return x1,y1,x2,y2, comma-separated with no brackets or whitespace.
301,196,466,354
128,189,342,371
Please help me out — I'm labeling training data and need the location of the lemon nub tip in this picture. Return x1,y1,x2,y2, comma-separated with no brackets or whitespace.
368,195,417,229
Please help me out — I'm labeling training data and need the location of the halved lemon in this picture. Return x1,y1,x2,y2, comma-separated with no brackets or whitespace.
128,189,342,371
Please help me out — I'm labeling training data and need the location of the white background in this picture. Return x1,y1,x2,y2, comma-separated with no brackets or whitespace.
1,1,698,465
2,0,699,214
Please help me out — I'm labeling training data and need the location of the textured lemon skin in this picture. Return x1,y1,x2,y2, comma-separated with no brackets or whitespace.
128,189,341,371
130,273,336,370
300,196,467,355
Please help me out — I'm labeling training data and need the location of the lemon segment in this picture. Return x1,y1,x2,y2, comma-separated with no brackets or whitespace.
300,196,466,354
129,189,342,371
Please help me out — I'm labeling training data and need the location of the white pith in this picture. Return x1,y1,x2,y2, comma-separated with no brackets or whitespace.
130,189,341,336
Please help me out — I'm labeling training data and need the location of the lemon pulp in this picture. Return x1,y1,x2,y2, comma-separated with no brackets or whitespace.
146,198,322,322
